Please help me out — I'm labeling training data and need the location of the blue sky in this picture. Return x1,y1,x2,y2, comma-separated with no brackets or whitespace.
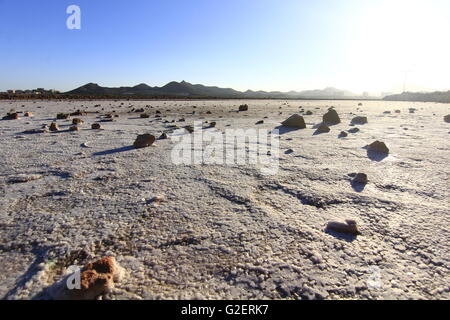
1,0,449,94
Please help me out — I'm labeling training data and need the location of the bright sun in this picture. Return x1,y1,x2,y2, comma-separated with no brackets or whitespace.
344,0,450,93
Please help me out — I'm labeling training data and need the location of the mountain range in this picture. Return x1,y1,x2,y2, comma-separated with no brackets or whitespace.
65,81,359,99
383,90,450,103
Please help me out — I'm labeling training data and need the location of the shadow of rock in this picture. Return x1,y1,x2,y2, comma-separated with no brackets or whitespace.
273,126,303,135
325,229,357,242
351,181,366,192
93,145,135,156
366,149,388,162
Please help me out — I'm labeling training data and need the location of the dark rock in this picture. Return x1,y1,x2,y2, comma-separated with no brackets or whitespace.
353,173,368,184
133,134,156,148
316,123,330,133
351,116,368,125
444,115,450,123
91,123,101,130
281,114,306,129
49,122,59,132
348,128,360,134
72,118,84,125
326,220,360,235
238,104,249,112
339,131,348,138
368,141,389,154
323,109,341,125
256,120,264,125
57,113,70,120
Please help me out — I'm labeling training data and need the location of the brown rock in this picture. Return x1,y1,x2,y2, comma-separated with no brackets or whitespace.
3,112,20,120
24,112,33,117
133,134,156,148
323,109,341,125
69,126,80,132
316,123,330,133
49,256,124,300
91,123,101,130
57,113,70,120
238,104,249,112
351,116,368,125
353,173,368,184
140,113,150,118
444,115,450,123
326,220,360,235
72,118,84,125
281,114,306,129
49,122,59,132
368,141,389,154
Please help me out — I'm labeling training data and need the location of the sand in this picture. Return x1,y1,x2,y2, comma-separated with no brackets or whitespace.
0,99,449,300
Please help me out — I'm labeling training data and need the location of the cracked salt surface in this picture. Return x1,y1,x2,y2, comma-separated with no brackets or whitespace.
0,99,449,300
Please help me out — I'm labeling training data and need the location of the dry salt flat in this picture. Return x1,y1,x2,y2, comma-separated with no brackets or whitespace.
0,99,449,300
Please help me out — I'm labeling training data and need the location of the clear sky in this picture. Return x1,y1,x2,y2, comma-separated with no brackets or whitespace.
1,0,449,94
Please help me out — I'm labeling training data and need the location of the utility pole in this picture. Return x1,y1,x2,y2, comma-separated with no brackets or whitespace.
402,70,411,93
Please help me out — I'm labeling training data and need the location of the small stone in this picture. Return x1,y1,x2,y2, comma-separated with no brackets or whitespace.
351,116,368,125
326,220,360,235
184,126,194,133
140,113,150,118
339,131,348,137
395,110,401,113
353,173,368,184
91,123,101,130
255,120,264,125
348,127,360,134
316,123,330,133
281,114,306,129
72,118,84,125
69,126,80,132
57,113,70,120
238,104,249,112
133,134,156,148
368,141,389,154
24,112,33,117
2,112,19,120
49,122,59,132
158,132,168,140
323,109,341,125
49,256,124,300
444,115,450,123
305,111,313,115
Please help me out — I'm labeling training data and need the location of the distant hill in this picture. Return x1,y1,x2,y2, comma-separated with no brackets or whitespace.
65,81,361,99
383,90,450,103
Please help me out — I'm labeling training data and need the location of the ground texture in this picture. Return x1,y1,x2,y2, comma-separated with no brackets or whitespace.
0,99,448,300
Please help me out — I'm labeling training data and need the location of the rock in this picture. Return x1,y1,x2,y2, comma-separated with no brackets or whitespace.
70,110,86,116
368,141,389,154
49,122,59,132
140,113,150,119
316,123,330,133
158,132,168,140
326,220,360,235
353,173,368,184
383,111,391,114
133,134,156,148
22,129,47,134
184,126,195,133
444,115,450,123
339,131,348,138
281,114,306,129
2,112,19,120
206,111,212,114
395,110,401,113
238,104,249,112
409,108,416,114
24,112,33,117
208,122,217,128
348,127,360,134
69,126,80,132
72,118,84,125
57,113,70,120
358,103,363,106
8,174,43,184
305,111,313,115
49,256,124,300
255,120,264,125
351,116,368,125
323,109,341,125
91,123,101,130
